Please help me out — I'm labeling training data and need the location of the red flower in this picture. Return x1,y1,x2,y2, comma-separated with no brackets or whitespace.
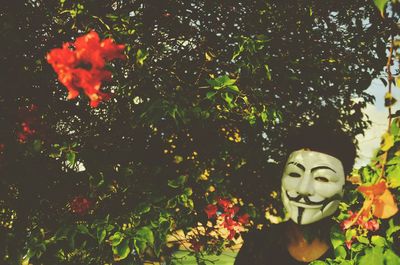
17,121,36,143
340,210,380,231
364,219,379,231
224,205,239,216
217,198,232,210
223,216,237,229
70,196,91,215
238,214,250,225
345,239,353,249
228,229,236,240
47,31,125,107
204,204,218,219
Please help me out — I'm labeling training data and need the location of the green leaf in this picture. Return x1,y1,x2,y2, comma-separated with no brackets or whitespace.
227,85,240,93
112,238,130,261
207,75,236,89
373,0,388,16
136,49,149,66
387,219,400,238
381,132,394,151
384,249,400,265
222,92,234,106
387,156,400,166
178,194,188,204
109,232,124,246
184,187,193,196
77,224,90,235
334,245,347,259
135,226,154,245
186,198,194,210
386,165,400,188
136,203,151,215
206,91,218,99
166,198,177,208
134,238,147,254
358,246,384,265
331,229,345,246
371,235,386,247
68,230,77,249
232,44,244,60
309,261,328,265
97,228,106,244
338,261,354,265
159,220,171,235
33,140,42,152
206,79,220,88
168,175,187,188
345,228,357,241
390,118,400,137
66,152,76,165
264,64,272,80
356,236,370,245
351,243,367,252
218,75,236,86
260,111,268,123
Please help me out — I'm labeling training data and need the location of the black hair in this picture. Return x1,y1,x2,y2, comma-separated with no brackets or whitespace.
285,122,357,175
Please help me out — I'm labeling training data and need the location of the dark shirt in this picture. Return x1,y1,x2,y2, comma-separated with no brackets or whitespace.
234,223,334,265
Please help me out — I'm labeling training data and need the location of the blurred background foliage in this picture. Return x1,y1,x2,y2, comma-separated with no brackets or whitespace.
0,0,399,264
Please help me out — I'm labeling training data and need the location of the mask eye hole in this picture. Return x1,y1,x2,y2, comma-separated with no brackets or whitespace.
289,172,301,178
315,176,329,182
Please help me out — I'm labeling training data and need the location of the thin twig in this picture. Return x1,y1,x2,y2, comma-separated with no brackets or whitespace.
376,35,395,183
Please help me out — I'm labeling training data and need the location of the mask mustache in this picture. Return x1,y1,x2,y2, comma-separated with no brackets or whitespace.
285,191,327,205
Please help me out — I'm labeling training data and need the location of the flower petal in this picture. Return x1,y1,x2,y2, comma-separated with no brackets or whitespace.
373,189,398,219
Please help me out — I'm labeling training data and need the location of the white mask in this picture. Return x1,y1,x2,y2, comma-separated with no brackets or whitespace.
281,150,345,225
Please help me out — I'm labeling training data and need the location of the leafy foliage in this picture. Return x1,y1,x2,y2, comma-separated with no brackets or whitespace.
0,0,399,264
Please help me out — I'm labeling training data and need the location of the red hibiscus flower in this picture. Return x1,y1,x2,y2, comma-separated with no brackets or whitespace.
204,204,218,219
47,31,125,107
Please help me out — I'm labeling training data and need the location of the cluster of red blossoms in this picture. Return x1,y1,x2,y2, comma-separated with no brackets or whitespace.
187,198,250,253
341,210,379,231
18,122,36,143
204,198,250,240
340,181,398,249
47,31,126,107
17,104,38,143
70,196,92,215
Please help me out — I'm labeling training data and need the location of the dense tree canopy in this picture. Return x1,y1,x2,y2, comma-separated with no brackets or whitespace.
1,0,399,264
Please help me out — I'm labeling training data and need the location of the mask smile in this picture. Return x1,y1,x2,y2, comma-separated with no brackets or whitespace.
285,191,327,206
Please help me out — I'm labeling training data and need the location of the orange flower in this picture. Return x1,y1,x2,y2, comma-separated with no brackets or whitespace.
357,181,398,219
